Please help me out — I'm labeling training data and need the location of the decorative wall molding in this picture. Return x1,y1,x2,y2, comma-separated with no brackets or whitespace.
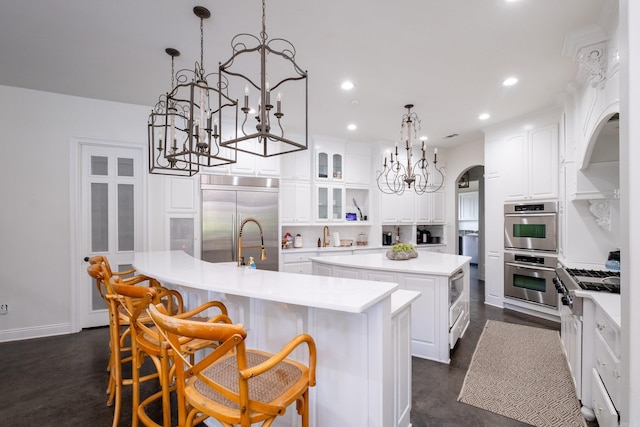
578,43,609,88
588,199,611,231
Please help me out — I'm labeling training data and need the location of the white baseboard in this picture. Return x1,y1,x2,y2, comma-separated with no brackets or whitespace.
0,323,73,343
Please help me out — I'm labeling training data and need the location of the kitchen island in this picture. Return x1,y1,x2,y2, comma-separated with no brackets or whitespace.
311,251,472,363
133,250,419,427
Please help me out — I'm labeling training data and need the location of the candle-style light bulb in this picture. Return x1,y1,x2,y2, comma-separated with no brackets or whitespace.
244,85,249,109
265,82,271,106
276,92,282,114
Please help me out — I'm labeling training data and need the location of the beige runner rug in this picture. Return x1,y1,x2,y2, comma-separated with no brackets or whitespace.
458,320,587,427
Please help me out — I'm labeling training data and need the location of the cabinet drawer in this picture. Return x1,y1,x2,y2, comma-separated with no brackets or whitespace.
449,296,464,328
449,309,468,349
595,307,620,358
595,329,621,406
591,368,619,427
281,262,312,275
282,252,311,263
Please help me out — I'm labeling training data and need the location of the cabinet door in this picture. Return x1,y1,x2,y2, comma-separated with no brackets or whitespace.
504,134,528,200
345,143,372,185
281,182,311,223
397,192,414,223
317,186,329,221
382,191,414,223
430,191,445,223
458,192,478,221
381,192,399,223
316,185,344,222
415,194,431,223
280,149,310,180
529,124,558,199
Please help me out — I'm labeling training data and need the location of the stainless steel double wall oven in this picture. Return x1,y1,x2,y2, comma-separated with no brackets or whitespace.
503,201,558,308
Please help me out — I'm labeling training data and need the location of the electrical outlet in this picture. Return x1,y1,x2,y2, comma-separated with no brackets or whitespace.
0,304,7,315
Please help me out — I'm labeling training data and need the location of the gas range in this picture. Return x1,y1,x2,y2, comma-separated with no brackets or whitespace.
554,264,620,314
563,268,620,293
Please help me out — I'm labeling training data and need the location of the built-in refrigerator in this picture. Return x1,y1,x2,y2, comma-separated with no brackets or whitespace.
201,175,279,271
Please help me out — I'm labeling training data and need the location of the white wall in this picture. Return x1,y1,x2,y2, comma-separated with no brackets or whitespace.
0,85,151,340
442,138,484,278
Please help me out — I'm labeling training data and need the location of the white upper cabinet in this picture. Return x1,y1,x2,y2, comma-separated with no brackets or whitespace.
280,181,311,224
314,140,344,182
280,149,311,180
381,191,414,224
316,185,345,222
504,123,558,200
229,140,281,177
345,142,372,186
415,191,445,223
458,192,479,221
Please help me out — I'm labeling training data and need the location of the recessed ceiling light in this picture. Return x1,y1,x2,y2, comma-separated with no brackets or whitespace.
479,113,490,120
347,123,357,131
503,77,518,86
341,81,355,90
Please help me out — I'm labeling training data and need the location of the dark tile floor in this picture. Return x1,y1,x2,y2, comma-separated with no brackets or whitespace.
0,266,593,426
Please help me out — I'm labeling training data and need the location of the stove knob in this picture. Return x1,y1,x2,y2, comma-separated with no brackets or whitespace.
553,277,564,293
561,295,571,306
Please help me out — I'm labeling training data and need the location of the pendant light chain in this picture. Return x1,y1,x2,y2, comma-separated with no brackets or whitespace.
200,14,205,73
261,0,268,42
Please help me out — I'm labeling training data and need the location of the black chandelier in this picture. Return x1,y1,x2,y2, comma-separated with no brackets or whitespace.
148,6,238,176
219,0,308,157
376,104,444,195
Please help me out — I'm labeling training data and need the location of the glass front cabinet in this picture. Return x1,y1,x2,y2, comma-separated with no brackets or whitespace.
317,185,344,221
315,147,344,181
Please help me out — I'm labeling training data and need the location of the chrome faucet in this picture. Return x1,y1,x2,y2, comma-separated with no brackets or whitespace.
238,217,267,267
323,225,331,247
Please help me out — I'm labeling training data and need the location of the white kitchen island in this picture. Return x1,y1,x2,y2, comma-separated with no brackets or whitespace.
133,250,419,427
311,251,472,363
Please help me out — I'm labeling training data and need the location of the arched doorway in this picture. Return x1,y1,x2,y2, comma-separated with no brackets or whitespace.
456,165,485,280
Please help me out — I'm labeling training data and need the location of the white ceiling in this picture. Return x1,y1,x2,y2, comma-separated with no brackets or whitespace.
0,0,608,149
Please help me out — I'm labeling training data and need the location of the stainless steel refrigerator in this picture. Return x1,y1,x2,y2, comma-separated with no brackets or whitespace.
201,175,279,271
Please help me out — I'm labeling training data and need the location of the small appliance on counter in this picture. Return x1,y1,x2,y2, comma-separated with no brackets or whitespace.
332,231,341,247
605,250,620,271
382,232,393,246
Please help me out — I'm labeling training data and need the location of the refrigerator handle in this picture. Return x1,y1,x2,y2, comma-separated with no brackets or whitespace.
232,213,237,262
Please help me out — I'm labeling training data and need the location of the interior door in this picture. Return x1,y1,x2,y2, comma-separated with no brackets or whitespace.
77,143,144,328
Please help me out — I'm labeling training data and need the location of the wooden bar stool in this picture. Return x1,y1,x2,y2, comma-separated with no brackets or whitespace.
87,261,171,427
147,302,317,427
109,280,230,427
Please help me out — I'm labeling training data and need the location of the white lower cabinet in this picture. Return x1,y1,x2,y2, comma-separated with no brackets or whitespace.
281,252,312,275
591,369,619,427
391,290,419,427
585,304,620,427
313,262,470,363
281,262,312,275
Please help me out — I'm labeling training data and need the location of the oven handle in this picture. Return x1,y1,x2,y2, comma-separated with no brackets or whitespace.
504,213,557,217
505,262,556,272
450,269,465,282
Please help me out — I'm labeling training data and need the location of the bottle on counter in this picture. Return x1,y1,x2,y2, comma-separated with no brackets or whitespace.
249,256,256,269
317,238,321,247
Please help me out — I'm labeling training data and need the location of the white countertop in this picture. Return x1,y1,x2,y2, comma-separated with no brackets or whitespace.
574,290,621,328
133,251,398,314
310,252,471,276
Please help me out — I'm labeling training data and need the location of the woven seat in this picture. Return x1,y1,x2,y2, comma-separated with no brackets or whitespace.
148,303,317,427
192,350,304,409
